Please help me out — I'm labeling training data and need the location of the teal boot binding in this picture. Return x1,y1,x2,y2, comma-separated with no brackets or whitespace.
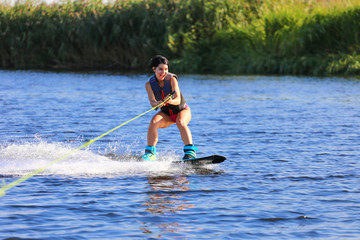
183,144,198,160
142,146,157,161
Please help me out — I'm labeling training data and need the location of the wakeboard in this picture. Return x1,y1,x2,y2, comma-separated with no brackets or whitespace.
172,155,226,165
105,153,226,165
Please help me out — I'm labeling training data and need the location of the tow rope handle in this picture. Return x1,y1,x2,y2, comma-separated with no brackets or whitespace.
155,91,176,110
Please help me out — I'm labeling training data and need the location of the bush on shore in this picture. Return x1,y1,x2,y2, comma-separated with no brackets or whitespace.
0,0,359,75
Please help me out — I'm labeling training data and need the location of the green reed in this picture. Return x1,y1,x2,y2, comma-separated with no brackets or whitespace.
0,0,169,70
0,0,359,75
176,0,360,75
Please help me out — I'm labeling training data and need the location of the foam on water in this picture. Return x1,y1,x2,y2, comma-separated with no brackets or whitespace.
0,141,195,177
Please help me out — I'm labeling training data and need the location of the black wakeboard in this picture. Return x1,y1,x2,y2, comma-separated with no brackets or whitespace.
173,155,226,165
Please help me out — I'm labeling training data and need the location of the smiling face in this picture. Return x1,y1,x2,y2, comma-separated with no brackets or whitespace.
153,63,168,81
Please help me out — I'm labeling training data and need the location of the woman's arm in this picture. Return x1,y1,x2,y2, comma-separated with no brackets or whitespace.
167,76,181,105
145,81,163,107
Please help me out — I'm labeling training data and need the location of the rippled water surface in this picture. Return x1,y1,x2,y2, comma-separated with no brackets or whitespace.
1,70,360,239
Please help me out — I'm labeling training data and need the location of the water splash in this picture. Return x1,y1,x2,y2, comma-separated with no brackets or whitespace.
0,141,196,177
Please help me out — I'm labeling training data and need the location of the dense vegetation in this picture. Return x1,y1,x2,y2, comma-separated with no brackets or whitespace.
0,0,359,75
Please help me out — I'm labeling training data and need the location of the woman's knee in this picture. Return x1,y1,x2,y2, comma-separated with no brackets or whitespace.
150,114,173,129
176,110,191,128
149,118,161,129
176,118,188,129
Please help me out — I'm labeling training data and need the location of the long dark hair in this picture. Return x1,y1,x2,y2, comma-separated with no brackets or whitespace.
150,55,169,69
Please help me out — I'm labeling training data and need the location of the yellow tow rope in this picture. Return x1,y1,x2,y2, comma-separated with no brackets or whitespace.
0,92,175,197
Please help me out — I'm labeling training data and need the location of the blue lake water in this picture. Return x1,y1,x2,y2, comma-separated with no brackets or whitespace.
0,70,360,239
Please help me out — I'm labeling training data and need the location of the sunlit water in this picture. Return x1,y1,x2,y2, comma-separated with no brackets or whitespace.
1,70,360,239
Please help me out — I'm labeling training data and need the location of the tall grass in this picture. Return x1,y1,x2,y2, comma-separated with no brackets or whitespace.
0,0,359,75
177,0,360,75
252,0,360,75
0,0,170,69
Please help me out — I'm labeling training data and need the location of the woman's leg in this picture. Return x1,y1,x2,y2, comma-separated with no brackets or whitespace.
176,107,192,145
147,111,175,146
